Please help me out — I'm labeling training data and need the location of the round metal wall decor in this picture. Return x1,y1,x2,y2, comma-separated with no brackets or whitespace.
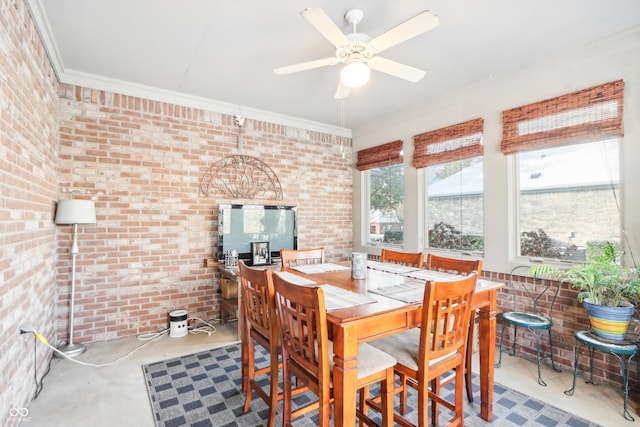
199,155,283,200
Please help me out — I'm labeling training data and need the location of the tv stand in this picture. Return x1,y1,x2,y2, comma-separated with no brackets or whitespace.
217,265,239,326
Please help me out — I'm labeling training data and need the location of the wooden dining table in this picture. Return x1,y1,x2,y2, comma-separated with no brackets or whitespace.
282,261,504,426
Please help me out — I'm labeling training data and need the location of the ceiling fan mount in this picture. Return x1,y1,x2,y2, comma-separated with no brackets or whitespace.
337,11,372,63
274,8,440,99
344,9,364,27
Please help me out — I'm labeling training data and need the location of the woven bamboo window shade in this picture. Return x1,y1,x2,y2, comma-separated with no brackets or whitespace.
412,118,484,169
356,139,403,171
501,80,624,155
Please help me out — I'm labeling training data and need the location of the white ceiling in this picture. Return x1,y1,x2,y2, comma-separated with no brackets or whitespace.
28,0,640,134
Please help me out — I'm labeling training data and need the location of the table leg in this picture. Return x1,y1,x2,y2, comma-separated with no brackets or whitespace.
332,324,359,427
477,289,497,421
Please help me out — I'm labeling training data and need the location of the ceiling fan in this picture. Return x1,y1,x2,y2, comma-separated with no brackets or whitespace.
274,8,439,99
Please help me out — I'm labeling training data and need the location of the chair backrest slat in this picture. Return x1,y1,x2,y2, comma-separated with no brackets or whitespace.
280,248,325,269
380,249,424,268
508,265,559,319
420,274,477,364
426,254,482,276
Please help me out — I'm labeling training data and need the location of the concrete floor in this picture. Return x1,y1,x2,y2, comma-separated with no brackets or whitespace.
25,321,636,427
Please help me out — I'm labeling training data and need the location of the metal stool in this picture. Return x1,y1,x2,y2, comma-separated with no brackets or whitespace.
496,266,561,386
565,330,640,421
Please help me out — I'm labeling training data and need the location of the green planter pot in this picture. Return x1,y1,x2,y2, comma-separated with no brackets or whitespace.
583,299,635,342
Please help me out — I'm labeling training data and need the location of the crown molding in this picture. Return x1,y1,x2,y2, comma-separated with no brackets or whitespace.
25,0,352,139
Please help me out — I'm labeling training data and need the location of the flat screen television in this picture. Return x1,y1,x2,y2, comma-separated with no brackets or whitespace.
217,204,297,264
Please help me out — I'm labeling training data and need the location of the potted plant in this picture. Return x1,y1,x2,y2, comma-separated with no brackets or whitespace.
531,241,640,341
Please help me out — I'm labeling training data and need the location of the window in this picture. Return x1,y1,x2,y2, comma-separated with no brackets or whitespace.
369,163,404,245
502,80,624,262
517,140,620,261
414,118,484,253
426,157,483,252
356,140,404,246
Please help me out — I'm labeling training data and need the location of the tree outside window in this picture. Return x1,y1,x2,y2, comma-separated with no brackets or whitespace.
368,163,404,245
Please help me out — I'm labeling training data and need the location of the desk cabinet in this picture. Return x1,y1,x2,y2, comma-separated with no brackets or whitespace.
218,265,239,326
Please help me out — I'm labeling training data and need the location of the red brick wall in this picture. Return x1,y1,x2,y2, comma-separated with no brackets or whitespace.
56,85,353,342
0,0,60,422
2,1,629,418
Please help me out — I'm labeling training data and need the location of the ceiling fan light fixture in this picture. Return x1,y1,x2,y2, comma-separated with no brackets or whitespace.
340,62,370,88
277,8,436,97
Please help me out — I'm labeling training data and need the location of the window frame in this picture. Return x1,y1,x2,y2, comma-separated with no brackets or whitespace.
357,140,405,248
423,155,485,256
414,118,485,255
502,80,624,264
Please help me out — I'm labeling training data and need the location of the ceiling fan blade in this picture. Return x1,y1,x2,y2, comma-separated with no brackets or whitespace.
368,10,439,53
334,80,351,99
369,56,426,82
274,57,338,75
301,8,350,48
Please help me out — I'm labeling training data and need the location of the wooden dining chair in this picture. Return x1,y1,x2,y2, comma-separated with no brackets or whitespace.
367,273,477,427
380,248,424,268
280,247,325,269
237,261,282,427
272,271,397,427
426,254,482,403
426,254,482,277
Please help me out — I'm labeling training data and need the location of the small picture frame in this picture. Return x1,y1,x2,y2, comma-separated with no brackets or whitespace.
251,241,270,266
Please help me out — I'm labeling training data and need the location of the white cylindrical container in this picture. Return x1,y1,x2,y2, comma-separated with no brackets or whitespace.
169,309,188,338
351,252,368,279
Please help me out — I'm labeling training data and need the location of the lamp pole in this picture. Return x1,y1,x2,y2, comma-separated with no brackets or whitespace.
58,224,87,357
58,223,86,357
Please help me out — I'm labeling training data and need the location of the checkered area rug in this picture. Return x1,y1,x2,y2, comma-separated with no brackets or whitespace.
142,343,601,427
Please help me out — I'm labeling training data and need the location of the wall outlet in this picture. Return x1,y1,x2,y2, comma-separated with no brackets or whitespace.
20,324,35,335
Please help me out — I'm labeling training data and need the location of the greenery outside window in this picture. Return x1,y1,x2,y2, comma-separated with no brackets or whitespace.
357,140,404,246
369,163,404,245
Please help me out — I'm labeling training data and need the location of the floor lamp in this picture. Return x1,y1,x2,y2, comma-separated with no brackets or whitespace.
55,199,96,357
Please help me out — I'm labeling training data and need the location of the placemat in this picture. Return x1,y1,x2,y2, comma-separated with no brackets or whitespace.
273,271,317,285
320,284,376,311
366,260,422,275
368,282,425,303
290,263,351,274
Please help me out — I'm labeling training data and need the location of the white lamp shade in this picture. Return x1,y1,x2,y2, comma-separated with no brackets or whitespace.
340,62,371,88
55,199,96,225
